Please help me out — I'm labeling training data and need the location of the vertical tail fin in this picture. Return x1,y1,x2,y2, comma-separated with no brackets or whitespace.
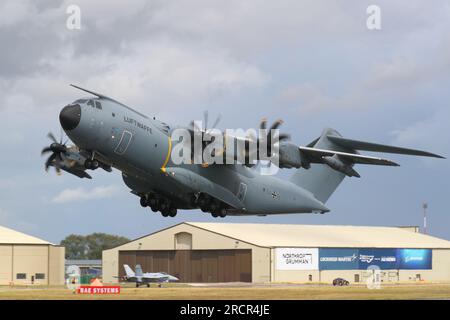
290,128,348,203
135,264,144,277
123,264,135,278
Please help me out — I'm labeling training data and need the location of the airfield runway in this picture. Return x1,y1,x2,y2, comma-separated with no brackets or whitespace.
0,283,449,300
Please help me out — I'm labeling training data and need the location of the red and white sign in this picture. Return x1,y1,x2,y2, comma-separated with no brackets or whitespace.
77,286,121,294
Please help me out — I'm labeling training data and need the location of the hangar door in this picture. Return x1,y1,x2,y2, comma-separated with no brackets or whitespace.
119,249,252,282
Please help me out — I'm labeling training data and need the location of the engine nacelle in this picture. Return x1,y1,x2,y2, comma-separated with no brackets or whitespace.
279,142,306,168
322,156,360,178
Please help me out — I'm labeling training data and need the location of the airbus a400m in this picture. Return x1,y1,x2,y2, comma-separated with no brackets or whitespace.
42,85,444,218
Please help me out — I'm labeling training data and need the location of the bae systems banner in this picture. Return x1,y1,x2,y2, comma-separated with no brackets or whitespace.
318,248,432,270
276,248,319,270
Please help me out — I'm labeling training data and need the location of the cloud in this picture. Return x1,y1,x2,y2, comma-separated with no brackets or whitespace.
390,109,450,154
51,185,119,204
0,1,450,241
0,208,10,224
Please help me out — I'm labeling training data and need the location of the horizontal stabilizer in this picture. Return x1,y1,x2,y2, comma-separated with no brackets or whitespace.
327,135,445,159
299,146,399,166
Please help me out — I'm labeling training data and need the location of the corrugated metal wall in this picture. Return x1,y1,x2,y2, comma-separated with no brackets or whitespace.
119,249,252,282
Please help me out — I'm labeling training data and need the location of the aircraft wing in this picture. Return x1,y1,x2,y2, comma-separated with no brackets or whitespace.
298,146,399,166
326,136,445,158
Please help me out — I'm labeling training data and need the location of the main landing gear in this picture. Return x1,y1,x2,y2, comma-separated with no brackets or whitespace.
196,193,227,218
140,194,178,217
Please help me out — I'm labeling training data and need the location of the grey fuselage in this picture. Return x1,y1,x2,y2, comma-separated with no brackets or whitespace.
62,97,328,215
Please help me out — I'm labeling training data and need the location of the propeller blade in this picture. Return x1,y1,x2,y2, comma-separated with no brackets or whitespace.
269,119,284,132
277,133,291,142
189,120,203,133
260,118,267,130
210,114,221,130
41,147,52,155
59,127,64,144
203,110,209,131
205,114,222,135
47,132,57,144
45,153,57,171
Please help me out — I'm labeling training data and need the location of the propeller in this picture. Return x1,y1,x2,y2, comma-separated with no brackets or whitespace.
244,118,291,163
261,118,290,154
188,111,222,134
41,131,68,174
187,111,222,162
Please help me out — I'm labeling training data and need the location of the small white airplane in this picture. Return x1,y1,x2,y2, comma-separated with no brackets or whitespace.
119,264,179,287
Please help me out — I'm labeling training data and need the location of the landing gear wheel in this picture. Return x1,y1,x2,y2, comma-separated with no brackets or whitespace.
150,206,158,212
219,209,227,218
91,160,99,169
140,197,148,207
147,283,150,288
84,159,92,169
161,210,169,217
84,159,99,170
211,212,218,218
169,208,177,217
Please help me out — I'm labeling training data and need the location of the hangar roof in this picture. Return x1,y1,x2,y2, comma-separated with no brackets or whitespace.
0,225,51,245
185,223,450,249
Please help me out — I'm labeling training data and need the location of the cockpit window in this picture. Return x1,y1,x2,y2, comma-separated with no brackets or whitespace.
73,99,88,104
86,100,102,110
95,101,102,110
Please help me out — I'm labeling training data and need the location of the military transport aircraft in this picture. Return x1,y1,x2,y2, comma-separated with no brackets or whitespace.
117,264,179,287
42,85,444,218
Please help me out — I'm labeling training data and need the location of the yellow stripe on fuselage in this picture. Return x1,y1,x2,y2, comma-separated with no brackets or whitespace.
161,136,172,173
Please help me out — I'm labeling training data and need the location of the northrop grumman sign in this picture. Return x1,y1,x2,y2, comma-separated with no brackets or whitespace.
276,248,319,270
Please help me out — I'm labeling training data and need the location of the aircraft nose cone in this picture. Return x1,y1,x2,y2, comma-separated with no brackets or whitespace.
59,104,81,131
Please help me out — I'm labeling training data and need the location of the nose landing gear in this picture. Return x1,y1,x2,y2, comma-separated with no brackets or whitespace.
84,159,99,170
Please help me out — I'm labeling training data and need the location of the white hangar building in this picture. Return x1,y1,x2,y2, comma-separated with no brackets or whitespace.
103,222,450,284
0,225,65,285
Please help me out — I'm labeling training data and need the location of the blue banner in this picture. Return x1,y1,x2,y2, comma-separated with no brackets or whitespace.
398,249,432,269
319,249,359,270
358,248,398,270
318,248,432,270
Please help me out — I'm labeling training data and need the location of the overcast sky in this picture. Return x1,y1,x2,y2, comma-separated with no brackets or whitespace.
1,1,449,244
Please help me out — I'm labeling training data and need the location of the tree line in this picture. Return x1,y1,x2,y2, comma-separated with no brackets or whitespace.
60,233,130,259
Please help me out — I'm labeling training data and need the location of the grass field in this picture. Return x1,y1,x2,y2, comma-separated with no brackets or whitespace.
0,283,449,300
